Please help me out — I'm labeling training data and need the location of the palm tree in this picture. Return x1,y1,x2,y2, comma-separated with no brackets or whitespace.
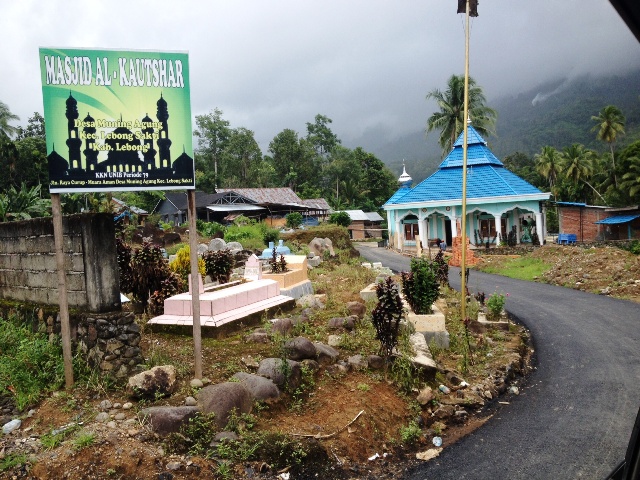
620,156,640,201
534,146,562,195
426,74,497,156
591,105,625,187
561,144,606,204
0,101,20,139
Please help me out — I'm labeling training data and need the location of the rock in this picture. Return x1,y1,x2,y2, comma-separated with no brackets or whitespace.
99,399,113,411
185,397,198,407
122,402,133,410
197,383,253,428
296,294,325,310
509,386,520,395
2,419,21,434
196,243,209,256
212,431,239,444
308,238,335,257
257,358,302,391
314,342,340,365
95,412,110,423
190,379,204,389
328,317,355,331
208,238,227,251
241,355,260,370
327,335,342,347
245,331,269,343
432,405,455,421
284,337,317,361
231,373,281,403
300,359,320,372
166,461,181,471
445,372,465,386
138,406,199,436
270,318,294,336
347,354,368,370
416,386,434,405
226,241,243,252
367,355,385,370
346,302,366,319
408,333,438,374
416,448,443,461
128,365,177,399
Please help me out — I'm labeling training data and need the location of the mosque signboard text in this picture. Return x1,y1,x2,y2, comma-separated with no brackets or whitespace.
39,47,195,193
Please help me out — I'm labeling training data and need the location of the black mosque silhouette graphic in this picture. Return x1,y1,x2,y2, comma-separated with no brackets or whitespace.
48,92,194,187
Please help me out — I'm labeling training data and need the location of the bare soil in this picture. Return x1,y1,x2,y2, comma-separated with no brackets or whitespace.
4,244,595,479
477,244,640,303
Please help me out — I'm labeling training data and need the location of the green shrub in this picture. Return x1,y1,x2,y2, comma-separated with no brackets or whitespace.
328,211,351,227
260,223,280,246
401,257,440,314
169,245,205,285
196,219,226,238
285,212,303,229
0,317,65,410
202,248,234,283
486,289,507,319
371,277,404,367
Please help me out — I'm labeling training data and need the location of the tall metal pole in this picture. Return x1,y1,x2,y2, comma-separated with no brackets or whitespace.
460,0,471,321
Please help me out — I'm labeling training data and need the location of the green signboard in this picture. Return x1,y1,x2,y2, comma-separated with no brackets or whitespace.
39,47,194,193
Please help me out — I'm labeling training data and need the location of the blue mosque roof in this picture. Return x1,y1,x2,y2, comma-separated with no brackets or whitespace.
386,124,546,206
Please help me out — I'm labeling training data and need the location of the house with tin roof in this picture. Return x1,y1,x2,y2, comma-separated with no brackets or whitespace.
383,123,550,252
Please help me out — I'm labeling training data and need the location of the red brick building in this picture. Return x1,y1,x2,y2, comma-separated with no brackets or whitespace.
556,202,640,242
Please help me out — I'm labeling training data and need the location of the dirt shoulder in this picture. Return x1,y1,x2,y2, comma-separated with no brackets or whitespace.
476,244,640,303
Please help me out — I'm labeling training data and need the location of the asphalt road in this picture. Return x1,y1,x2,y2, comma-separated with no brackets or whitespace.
355,244,640,480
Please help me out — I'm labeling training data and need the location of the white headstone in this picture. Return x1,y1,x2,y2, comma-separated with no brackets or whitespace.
244,254,262,280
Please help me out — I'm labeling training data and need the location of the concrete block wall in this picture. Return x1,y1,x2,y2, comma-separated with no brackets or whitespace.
0,213,120,313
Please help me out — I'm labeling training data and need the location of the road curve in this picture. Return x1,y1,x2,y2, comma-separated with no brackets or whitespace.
355,244,640,480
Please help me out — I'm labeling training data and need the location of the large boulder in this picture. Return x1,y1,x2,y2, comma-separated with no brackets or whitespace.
346,301,366,319
257,358,302,391
308,238,335,257
284,337,317,361
232,372,281,403
197,382,253,428
128,365,177,399
138,406,199,436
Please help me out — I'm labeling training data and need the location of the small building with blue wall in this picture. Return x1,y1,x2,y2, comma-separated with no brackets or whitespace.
383,123,550,251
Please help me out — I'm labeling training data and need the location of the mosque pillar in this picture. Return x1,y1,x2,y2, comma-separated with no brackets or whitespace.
451,211,458,238
494,216,501,245
535,212,544,245
516,211,522,245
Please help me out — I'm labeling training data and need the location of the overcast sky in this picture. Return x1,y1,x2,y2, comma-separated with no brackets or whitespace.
2,0,640,152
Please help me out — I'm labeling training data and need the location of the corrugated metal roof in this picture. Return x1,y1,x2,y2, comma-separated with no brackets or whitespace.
439,125,503,168
216,188,303,205
365,212,384,222
594,214,640,224
384,185,412,205
556,201,588,207
342,210,370,221
301,198,331,211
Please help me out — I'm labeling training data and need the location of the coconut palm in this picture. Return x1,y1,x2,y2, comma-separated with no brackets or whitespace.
426,74,497,156
0,101,20,140
591,105,625,187
620,156,640,200
534,146,562,195
561,144,606,204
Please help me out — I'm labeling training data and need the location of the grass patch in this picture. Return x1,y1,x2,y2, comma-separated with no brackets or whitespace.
476,256,551,281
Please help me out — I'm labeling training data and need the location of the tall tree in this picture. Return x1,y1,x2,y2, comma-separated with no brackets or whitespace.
268,129,317,191
0,101,20,140
426,74,496,156
194,108,231,192
306,114,340,157
221,127,266,188
16,112,45,141
534,146,563,195
591,105,625,187
560,144,604,204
